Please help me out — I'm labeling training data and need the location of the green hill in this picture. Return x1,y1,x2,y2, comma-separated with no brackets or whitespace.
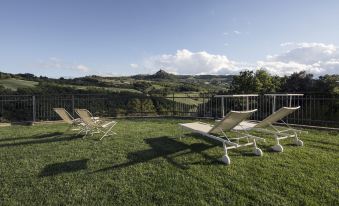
0,78,38,91
0,70,233,94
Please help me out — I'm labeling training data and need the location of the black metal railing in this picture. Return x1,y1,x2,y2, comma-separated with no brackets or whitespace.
0,93,338,128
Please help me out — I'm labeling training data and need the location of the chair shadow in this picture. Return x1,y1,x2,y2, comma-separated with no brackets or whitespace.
39,159,89,177
0,132,63,142
0,133,81,148
92,136,219,173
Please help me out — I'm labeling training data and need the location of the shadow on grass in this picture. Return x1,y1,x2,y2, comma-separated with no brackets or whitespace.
0,132,64,142
0,133,81,148
39,159,89,177
92,136,219,173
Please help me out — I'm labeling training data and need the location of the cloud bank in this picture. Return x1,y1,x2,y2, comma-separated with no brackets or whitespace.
143,43,339,76
258,42,339,76
144,49,240,75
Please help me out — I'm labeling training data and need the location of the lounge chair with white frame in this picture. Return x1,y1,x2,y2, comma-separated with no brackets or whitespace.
234,106,304,152
179,109,264,165
53,108,86,134
75,109,117,140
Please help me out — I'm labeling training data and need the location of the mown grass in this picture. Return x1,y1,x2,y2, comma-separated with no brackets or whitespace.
0,118,338,205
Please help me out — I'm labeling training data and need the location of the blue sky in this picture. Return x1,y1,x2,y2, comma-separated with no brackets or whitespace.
1,0,339,77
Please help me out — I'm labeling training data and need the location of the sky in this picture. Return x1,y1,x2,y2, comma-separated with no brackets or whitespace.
0,0,339,77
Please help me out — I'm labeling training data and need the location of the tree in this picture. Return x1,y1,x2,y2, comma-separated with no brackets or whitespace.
315,75,339,96
280,71,314,93
230,70,257,93
230,69,278,94
254,69,276,93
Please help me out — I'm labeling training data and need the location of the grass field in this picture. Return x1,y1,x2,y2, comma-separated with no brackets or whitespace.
0,119,338,205
167,93,204,105
0,78,38,91
60,84,142,93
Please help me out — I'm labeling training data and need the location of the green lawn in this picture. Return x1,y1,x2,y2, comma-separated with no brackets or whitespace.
0,119,338,205
0,78,38,91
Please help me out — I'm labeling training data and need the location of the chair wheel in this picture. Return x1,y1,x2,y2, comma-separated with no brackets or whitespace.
220,155,231,165
253,148,263,156
294,139,304,146
271,144,284,152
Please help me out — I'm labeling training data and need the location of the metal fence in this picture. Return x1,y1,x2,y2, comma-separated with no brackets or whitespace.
214,95,339,128
0,94,338,128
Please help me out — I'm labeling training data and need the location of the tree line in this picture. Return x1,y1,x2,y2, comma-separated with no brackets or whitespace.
230,70,339,96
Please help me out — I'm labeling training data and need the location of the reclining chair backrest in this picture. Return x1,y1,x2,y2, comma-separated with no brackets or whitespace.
255,106,300,128
209,109,257,133
53,108,74,124
75,109,96,127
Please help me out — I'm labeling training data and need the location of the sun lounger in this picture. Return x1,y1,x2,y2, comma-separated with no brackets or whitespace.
179,109,263,165
75,109,117,140
234,106,304,152
53,108,86,134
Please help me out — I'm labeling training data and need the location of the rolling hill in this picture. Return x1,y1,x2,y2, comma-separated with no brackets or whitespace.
0,78,38,91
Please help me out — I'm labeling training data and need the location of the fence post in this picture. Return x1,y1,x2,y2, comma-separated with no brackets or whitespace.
221,97,224,117
172,93,175,116
272,96,276,113
203,94,205,117
32,95,36,122
246,96,249,110
72,95,75,116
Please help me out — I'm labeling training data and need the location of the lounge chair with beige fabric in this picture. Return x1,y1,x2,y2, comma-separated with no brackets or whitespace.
53,108,86,134
234,106,304,152
179,109,263,165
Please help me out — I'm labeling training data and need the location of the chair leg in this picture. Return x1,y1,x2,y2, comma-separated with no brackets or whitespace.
220,142,231,165
293,132,303,146
99,123,116,141
271,135,284,152
76,128,84,136
82,129,89,139
252,139,263,156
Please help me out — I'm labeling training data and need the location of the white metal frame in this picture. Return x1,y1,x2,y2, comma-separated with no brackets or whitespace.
252,119,305,152
179,110,264,165
214,94,259,117
75,109,117,140
264,93,304,113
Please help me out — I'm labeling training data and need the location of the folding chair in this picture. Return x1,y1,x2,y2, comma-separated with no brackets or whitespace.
53,108,86,135
75,109,117,140
179,109,263,165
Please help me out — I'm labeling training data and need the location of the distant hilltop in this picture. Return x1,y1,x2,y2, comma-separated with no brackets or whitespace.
152,69,175,79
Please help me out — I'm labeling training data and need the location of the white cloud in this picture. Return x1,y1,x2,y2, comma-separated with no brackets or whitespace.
75,65,90,72
144,49,240,75
37,57,91,73
223,30,244,36
233,30,241,35
258,42,339,76
130,63,139,68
